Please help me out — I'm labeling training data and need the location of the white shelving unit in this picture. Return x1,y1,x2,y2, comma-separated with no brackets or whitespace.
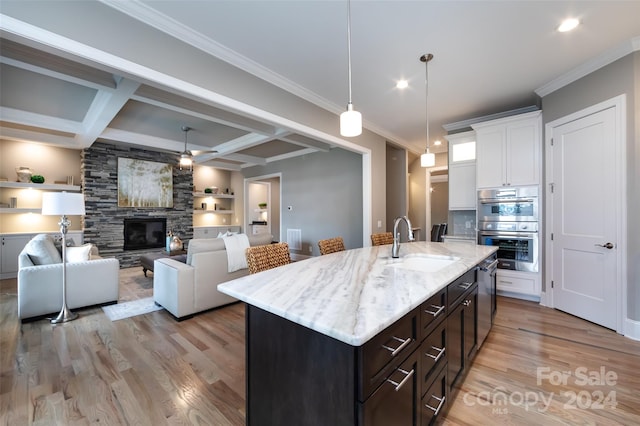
0,182,82,214
0,181,80,191
192,191,235,215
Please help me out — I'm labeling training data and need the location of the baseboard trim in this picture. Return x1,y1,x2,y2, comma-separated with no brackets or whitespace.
624,318,640,341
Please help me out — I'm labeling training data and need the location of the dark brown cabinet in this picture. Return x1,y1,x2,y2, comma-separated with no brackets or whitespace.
360,350,420,426
245,263,486,426
421,363,448,425
446,269,478,394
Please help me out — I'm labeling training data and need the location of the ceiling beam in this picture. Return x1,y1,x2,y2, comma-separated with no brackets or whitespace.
0,106,81,134
221,152,267,166
204,131,290,157
75,76,140,148
0,125,76,147
279,133,331,152
132,88,277,136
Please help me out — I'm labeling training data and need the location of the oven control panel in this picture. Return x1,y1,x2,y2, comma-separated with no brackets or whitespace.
478,221,538,232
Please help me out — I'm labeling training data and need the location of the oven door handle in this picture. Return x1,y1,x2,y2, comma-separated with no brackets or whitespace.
479,231,537,238
479,198,535,204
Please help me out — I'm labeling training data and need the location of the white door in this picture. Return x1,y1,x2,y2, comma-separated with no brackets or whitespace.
548,105,620,330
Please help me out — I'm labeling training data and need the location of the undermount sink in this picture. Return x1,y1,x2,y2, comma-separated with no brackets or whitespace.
385,254,460,273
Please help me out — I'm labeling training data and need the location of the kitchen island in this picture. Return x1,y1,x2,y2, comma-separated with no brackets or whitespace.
219,241,497,425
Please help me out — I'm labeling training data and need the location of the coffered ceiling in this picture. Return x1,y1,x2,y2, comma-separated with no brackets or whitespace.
1,1,639,170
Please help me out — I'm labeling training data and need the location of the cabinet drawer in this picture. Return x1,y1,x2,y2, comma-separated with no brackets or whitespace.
359,308,418,401
421,320,446,393
359,350,419,426
421,364,448,426
496,273,536,295
420,288,446,339
447,269,476,308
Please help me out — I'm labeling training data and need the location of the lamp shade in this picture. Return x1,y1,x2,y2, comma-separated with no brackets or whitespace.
41,192,85,216
420,152,436,168
340,104,362,137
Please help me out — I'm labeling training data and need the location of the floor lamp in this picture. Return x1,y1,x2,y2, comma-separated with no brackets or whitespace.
41,191,86,324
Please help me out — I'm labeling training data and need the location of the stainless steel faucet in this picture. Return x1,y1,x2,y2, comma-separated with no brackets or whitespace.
392,216,415,258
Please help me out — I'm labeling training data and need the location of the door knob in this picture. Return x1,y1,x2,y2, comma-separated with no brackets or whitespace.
595,242,614,249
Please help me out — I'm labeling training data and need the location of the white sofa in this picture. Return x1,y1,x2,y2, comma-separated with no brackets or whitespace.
17,234,120,321
153,233,272,319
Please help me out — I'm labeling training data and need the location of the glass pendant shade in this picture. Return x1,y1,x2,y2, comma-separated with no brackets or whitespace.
340,103,362,137
420,151,435,167
179,154,193,170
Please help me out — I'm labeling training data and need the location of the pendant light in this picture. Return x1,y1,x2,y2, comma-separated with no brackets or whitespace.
340,0,362,137
180,125,193,171
420,53,435,168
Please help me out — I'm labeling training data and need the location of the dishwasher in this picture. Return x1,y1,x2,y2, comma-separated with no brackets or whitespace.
477,253,498,347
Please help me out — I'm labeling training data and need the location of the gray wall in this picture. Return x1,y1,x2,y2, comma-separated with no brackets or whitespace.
243,149,362,257
408,158,427,241
386,145,408,232
541,52,639,321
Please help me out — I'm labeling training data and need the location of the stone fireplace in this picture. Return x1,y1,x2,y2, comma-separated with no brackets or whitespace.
81,142,193,268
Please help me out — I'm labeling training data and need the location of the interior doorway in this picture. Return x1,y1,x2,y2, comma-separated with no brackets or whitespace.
244,174,281,242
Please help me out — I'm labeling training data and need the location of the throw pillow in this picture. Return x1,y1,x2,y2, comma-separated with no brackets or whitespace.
24,234,62,265
66,244,93,262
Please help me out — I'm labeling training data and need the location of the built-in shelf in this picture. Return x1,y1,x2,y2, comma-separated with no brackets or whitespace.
0,182,81,191
192,192,234,198
0,208,41,214
193,210,234,215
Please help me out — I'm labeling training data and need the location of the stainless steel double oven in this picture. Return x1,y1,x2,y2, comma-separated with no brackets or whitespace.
477,186,539,273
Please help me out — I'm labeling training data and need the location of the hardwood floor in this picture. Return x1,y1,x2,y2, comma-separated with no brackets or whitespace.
1,269,639,425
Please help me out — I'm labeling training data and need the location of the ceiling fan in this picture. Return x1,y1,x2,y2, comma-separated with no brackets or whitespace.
178,125,217,170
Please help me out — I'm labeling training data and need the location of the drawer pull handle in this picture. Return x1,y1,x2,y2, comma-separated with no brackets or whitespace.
386,368,414,392
425,395,446,416
463,299,471,307
424,304,445,317
459,282,473,290
425,346,445,363
381,336,412,357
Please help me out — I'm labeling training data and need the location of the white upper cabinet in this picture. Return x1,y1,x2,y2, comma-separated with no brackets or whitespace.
472,110,542,189
446,131,476,210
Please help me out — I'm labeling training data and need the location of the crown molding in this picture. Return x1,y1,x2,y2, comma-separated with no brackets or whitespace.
535,36,640,98
99,2,345,115
442,106,539,132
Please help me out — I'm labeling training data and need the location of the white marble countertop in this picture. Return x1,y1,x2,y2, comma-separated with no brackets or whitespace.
218,241,497,346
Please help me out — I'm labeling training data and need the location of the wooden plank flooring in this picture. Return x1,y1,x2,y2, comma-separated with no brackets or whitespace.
1,268,639,425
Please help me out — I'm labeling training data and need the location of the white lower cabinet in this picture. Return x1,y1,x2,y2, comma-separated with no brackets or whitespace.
193,226,241,239
0,231,84,279
1,234,33,279
496,269,540,300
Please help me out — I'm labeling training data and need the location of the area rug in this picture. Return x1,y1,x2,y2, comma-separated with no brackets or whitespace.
102,297,163,321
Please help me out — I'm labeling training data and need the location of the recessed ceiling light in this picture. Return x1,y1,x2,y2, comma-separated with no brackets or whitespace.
396,79,409,89
558,18,580,32
433,140,442,146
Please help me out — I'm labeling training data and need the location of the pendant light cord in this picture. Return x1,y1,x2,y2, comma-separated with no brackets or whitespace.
421,53,433,154
347,0,353,104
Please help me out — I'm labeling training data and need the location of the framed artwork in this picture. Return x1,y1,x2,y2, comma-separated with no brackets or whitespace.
117,158,173,207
